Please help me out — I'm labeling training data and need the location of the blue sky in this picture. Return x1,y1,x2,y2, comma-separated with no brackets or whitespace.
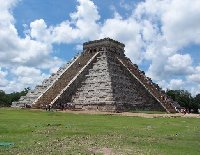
0,0,200,96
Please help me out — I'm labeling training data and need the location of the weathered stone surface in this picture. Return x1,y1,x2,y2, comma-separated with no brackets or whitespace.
11,56,78,107
71,52,115,111
12,38,178,113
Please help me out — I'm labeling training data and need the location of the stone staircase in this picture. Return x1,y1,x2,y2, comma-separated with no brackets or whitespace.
117,57,177,113
70,52,115,111
12,54,81,107
32,51,98,108
50,52,100,107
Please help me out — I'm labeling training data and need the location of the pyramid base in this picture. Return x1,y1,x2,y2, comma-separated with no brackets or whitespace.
52,101,165,113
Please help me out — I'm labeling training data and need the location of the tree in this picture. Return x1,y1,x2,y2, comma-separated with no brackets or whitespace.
194,94,200,103
0,90,7,106
193,94,200,112
0,88,30,107
166,90,199,113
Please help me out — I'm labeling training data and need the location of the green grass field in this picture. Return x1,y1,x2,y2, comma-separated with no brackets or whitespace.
0,108,199,155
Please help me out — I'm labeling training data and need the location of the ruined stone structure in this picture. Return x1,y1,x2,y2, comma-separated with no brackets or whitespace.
12,38,179,113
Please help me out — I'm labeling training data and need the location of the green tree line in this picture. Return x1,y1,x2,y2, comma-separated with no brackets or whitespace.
166,90,200,113
0,88,30,107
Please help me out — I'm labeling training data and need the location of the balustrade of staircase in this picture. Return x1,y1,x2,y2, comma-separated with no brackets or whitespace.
11,55,79,107
33,51,97,108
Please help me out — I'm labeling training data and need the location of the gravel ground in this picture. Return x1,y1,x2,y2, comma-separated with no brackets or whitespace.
59,110,200,118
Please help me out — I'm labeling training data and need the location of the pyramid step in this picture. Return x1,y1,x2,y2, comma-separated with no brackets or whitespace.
117,57,177,113
33,52,99,107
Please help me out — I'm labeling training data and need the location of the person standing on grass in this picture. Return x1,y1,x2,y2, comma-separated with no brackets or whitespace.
45,104,48,111
48,104,51,111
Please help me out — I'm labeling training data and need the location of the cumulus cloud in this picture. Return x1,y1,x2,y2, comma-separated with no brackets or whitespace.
100,14,143,63
29,0,100,44
30,19,52,43
165,54,194,75
12,66,48,85
29,0,143,63
0,0,101,92
0,68,8,87
187,66,200,83
162,0,200,47
168,79,184,90
12,66,41,77
2,66,49,93
133,0,200,95
0,0,53,67
0,0,200,96
0,0,63,92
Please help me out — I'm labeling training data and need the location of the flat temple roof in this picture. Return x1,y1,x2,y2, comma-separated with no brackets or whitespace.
83,38,125,50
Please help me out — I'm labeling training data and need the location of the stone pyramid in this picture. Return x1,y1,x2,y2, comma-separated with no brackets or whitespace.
12,38,178,113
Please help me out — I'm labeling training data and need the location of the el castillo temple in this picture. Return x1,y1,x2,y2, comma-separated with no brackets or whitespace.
12,38,179,113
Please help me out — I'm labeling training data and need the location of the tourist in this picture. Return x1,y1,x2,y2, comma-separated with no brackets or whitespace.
48,104,51,111
45,104,48,111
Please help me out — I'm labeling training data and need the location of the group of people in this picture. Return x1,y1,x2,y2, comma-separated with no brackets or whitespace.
23,103,31,108
60,103,75,111
43,103,75,111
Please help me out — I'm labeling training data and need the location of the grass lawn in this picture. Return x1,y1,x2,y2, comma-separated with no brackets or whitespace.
0,108,199,155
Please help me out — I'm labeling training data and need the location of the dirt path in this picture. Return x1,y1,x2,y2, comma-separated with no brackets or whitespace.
59,110,200,118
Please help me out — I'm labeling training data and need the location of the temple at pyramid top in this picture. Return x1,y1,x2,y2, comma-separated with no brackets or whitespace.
83,38,125,49
12,38,179,113
83,38,125,56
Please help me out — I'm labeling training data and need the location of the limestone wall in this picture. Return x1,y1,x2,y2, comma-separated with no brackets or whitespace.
108,53,164,111
70,51,116,111
69,50,164,112
117,57,177,112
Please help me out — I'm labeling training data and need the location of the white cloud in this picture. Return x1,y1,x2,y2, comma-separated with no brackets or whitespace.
70,0,100,40
0,0,101,92
141,20,158,42
51,21,78,43
134,0,200,95
0,0,53,67
0,0,62,92
168,79,184,90
0,68,8,87
3,66,49,93
162,0,200,47
0,0,200,96
100,14,143,63
70,0,100,22
187,66,200,83
39,57,65,73
165,54,194,75
29,0,100,44
30,19,52,43
188,74,200,83
0,0,17,23
12,66,41,77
